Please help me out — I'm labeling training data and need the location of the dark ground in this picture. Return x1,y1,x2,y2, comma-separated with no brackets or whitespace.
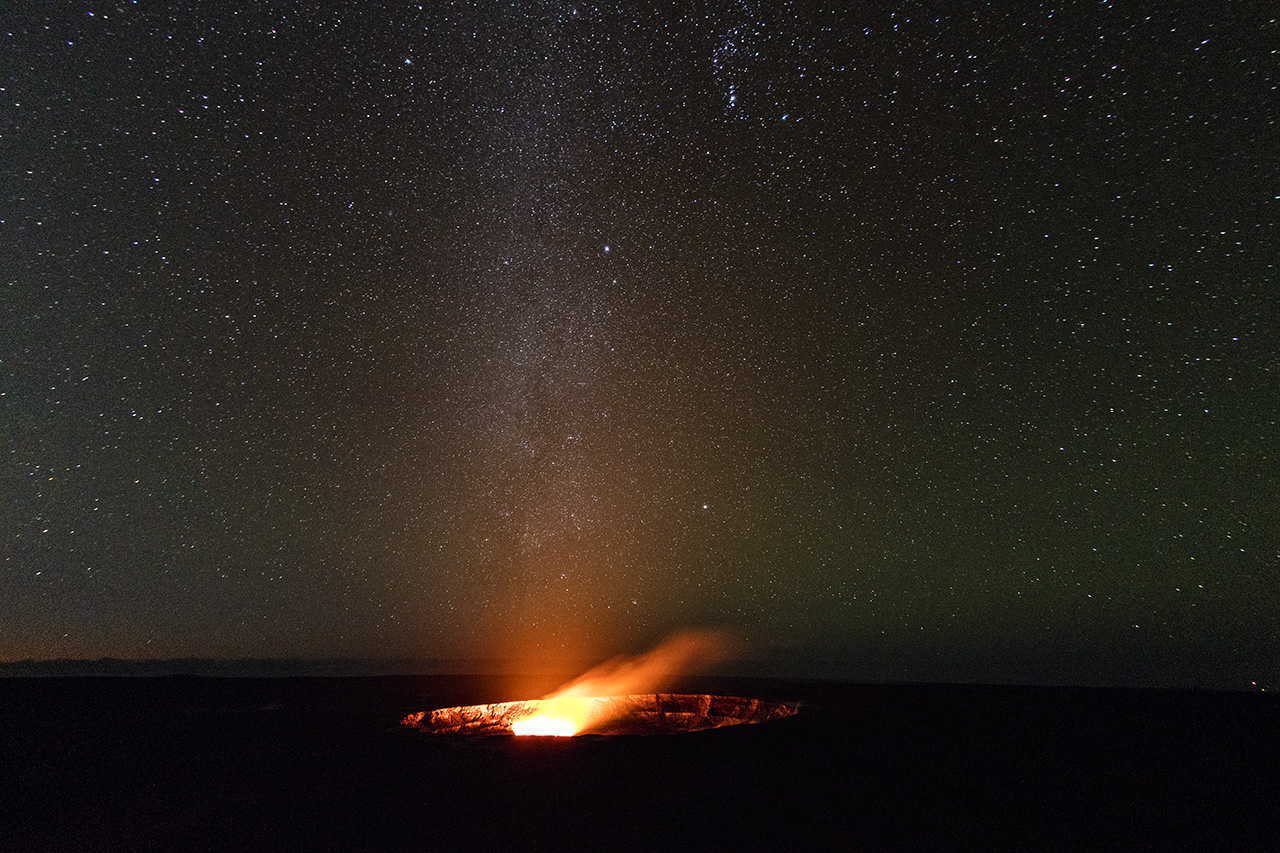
1,675,1276,851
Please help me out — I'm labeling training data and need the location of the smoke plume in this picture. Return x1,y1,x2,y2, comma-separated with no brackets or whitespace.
545,630,731,699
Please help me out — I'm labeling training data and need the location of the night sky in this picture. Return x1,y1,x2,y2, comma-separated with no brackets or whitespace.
4,1,1276,688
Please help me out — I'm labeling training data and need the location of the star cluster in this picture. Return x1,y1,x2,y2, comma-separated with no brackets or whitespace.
3,1,1276,686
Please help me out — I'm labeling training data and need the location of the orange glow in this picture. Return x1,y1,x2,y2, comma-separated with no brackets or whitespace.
506,631,731,734
546,630,729,700
511,715,578,736
506,632,730,735
403,693,798,736
510,696,594,736
403,632,749,737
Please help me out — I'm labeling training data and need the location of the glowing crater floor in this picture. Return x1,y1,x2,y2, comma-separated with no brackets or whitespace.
402,693,798,736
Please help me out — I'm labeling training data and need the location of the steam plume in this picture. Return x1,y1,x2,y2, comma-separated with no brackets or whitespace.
546,630,731,699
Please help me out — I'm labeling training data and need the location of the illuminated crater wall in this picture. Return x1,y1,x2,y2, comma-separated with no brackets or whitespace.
402,693,797,736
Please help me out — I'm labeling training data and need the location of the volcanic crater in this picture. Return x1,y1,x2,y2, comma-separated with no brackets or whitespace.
402,693,798,736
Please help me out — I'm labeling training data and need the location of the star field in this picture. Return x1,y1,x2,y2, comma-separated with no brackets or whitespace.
3,1,1277,687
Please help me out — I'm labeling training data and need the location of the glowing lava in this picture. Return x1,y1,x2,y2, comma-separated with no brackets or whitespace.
400,633,797,736
403,693,797,736
510,696,592,736
511,715,578,736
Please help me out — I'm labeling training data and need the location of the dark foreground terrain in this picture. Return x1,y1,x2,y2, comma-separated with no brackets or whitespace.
2,675,1275,851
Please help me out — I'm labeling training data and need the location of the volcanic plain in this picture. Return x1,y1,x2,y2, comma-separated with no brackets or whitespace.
2,675,1276,850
